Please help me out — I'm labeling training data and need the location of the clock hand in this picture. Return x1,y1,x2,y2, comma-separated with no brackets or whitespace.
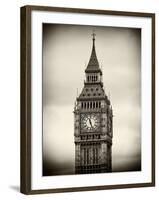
89,118,93,128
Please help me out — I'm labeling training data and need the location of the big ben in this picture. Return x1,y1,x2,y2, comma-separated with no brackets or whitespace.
74,33,113,174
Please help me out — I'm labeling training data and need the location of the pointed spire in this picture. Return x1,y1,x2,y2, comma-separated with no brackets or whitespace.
85,31,101,74
92,31,96,46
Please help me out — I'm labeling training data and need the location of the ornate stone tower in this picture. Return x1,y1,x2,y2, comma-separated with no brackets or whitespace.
74,33,113,174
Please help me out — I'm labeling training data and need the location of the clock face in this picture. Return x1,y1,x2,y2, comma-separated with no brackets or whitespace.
81,113,100,131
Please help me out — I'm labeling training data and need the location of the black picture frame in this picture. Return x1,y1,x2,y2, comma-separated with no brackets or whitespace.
20,5,155,194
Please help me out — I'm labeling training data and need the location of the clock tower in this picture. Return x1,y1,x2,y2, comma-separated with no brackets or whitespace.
74,33,113,174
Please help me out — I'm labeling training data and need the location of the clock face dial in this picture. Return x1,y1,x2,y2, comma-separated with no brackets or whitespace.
81,114,100,131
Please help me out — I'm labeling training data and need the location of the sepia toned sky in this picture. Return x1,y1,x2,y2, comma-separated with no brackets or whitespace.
42,24,141,175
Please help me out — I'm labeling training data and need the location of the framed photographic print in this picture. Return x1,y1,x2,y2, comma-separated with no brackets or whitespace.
20,5,155,194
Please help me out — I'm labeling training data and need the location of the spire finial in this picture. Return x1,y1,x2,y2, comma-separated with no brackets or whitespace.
92,30,96,42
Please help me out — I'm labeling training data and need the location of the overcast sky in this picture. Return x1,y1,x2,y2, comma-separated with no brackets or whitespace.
42,23,141,175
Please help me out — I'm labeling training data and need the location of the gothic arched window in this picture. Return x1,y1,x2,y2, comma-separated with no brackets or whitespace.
96,101,99,108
